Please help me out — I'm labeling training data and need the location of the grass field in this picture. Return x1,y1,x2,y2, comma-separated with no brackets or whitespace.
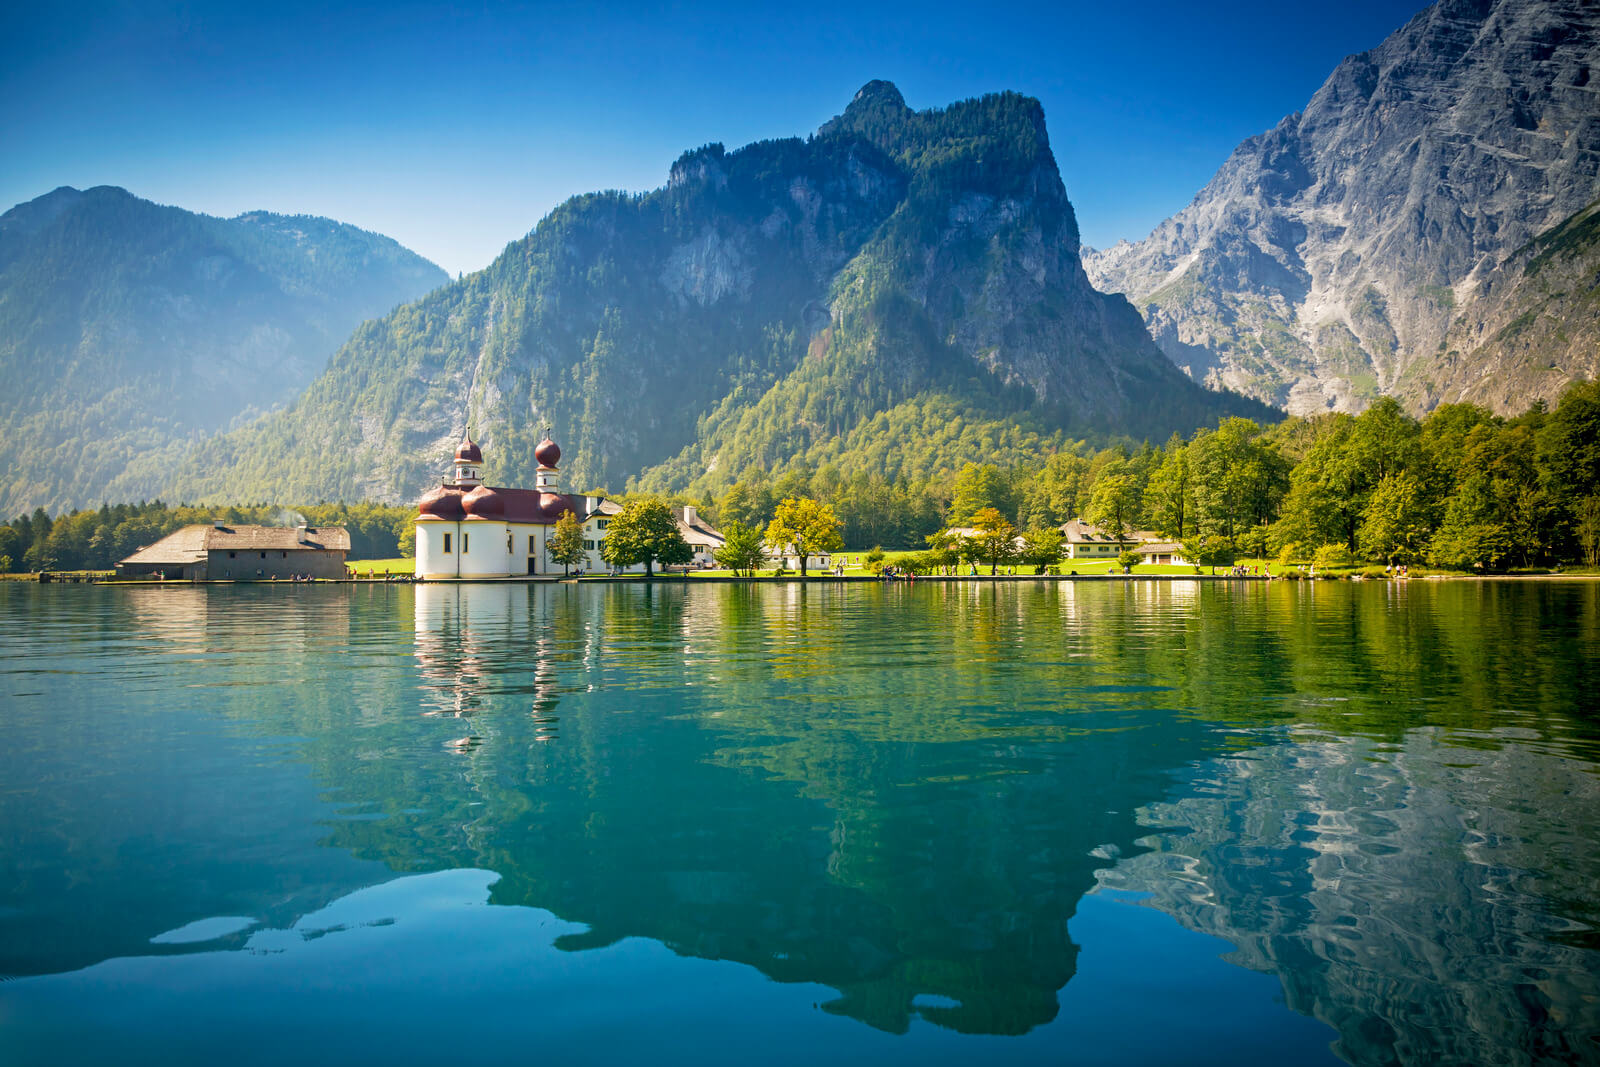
346,558,415,576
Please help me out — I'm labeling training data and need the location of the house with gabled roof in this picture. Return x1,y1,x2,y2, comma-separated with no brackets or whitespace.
117,523,351,580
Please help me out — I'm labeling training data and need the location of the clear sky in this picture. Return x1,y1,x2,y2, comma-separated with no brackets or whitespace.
4,0,1426,277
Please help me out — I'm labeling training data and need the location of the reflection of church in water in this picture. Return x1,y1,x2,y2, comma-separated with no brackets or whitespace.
411,583,576,742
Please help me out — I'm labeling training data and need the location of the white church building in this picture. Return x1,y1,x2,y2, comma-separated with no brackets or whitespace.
414,432,724,580
415,433,616,579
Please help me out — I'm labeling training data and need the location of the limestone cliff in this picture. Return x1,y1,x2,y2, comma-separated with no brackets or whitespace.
166,83,1268,506
1084,0,1600,415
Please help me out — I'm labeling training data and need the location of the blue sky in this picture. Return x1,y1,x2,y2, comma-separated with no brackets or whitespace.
4,0,1425,276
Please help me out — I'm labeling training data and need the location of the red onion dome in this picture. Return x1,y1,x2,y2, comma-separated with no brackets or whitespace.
534,436,561,468
461,485,505,519
454,435,483,464
539,493,573,520
417,486,465,520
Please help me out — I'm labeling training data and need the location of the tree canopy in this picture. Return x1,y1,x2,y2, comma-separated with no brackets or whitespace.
764,497,843,576
601,497,691,576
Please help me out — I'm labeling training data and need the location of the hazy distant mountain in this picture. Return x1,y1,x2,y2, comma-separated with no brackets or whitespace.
164,82,1268,506
0,185,446,514
1084,0,1600,416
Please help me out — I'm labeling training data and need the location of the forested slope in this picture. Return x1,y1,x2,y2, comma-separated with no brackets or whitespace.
0,186,447,513
164,82,1269,506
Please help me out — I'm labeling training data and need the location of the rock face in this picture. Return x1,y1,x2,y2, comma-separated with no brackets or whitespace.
1084,0,1600,416
0,186,447,514
167,82,1269,507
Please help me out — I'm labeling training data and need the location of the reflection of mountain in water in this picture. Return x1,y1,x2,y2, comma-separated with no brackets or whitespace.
1100,734,1600,1066
4,579,1597,1055
379,581,1251,1035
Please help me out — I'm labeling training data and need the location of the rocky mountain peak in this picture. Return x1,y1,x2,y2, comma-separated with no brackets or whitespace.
1084,0,1600,416
847,79,909,115
160,83,1266,507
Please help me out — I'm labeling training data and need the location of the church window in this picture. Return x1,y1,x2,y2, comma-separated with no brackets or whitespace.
463,533,470,553
443,533,452,554
507,534,513,554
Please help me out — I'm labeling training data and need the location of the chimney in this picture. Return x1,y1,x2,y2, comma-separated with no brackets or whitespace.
296,523,309,544
213,520,225,530
682,505,697,527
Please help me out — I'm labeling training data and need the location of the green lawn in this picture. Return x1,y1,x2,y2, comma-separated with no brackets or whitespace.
346,558,416,576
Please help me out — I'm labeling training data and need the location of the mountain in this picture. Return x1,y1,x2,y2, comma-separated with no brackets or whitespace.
1084,0,1600,416
0,186,447,514
161,82,1268,506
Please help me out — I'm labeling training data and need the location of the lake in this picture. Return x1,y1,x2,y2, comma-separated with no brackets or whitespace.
1,579,1597,1065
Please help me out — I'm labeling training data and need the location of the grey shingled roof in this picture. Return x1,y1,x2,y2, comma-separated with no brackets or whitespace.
119,524,351,565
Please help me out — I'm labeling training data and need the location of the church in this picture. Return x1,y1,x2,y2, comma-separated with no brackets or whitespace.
414,433,618,580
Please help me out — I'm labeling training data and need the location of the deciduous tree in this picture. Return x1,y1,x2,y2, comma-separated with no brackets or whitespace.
764,497,843,577
602,497,691,577
969,506,1018,574
713,521,767,576
548,511,587,574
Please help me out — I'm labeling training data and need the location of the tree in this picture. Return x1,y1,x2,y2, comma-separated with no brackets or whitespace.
1086,467,1138,544
0,526,19,572
718,480,775,531
969,506,1018,574
1018,527,1065,574
713,521,768,576
1188,418,1288,543
1116,548,1141,573
949,463,1016,525
601,497,691,577
548,511,587,574
1021,452,1088,528
764,497,843,577
1143,435,1191,539
1574,495,1600,567
1357,471,1433,564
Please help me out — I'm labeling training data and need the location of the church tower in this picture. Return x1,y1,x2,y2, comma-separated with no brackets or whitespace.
451,432,483,488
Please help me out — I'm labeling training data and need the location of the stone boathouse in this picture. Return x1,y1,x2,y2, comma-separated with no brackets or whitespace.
117,523,352,580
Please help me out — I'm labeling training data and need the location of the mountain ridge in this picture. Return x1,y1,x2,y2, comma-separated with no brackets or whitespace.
1084,0,1600,416
0,185,448,514
160,83,1269,507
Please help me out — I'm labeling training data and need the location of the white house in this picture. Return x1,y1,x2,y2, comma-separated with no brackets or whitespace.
675,505,725,568
1058,519,1164,559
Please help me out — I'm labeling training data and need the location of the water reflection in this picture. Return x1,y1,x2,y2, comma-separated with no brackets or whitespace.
1,580,1597,1063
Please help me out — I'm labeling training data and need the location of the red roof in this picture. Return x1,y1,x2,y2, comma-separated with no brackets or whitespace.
454,436,483,464
418,486,577,523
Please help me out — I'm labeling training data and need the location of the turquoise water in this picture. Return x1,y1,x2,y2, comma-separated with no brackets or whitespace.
1,579,1597,1065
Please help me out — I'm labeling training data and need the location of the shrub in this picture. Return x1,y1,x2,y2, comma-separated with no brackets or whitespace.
1117,549,1142,571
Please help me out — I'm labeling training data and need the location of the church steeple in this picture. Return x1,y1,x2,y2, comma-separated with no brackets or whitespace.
535,431,560,492
451,430,483,488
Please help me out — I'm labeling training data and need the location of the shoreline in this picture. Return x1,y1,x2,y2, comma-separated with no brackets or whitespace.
15,571,1600,587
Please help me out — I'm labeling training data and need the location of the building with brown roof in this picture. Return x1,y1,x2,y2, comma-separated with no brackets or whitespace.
117,524,352,580
1058,519,1163,560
